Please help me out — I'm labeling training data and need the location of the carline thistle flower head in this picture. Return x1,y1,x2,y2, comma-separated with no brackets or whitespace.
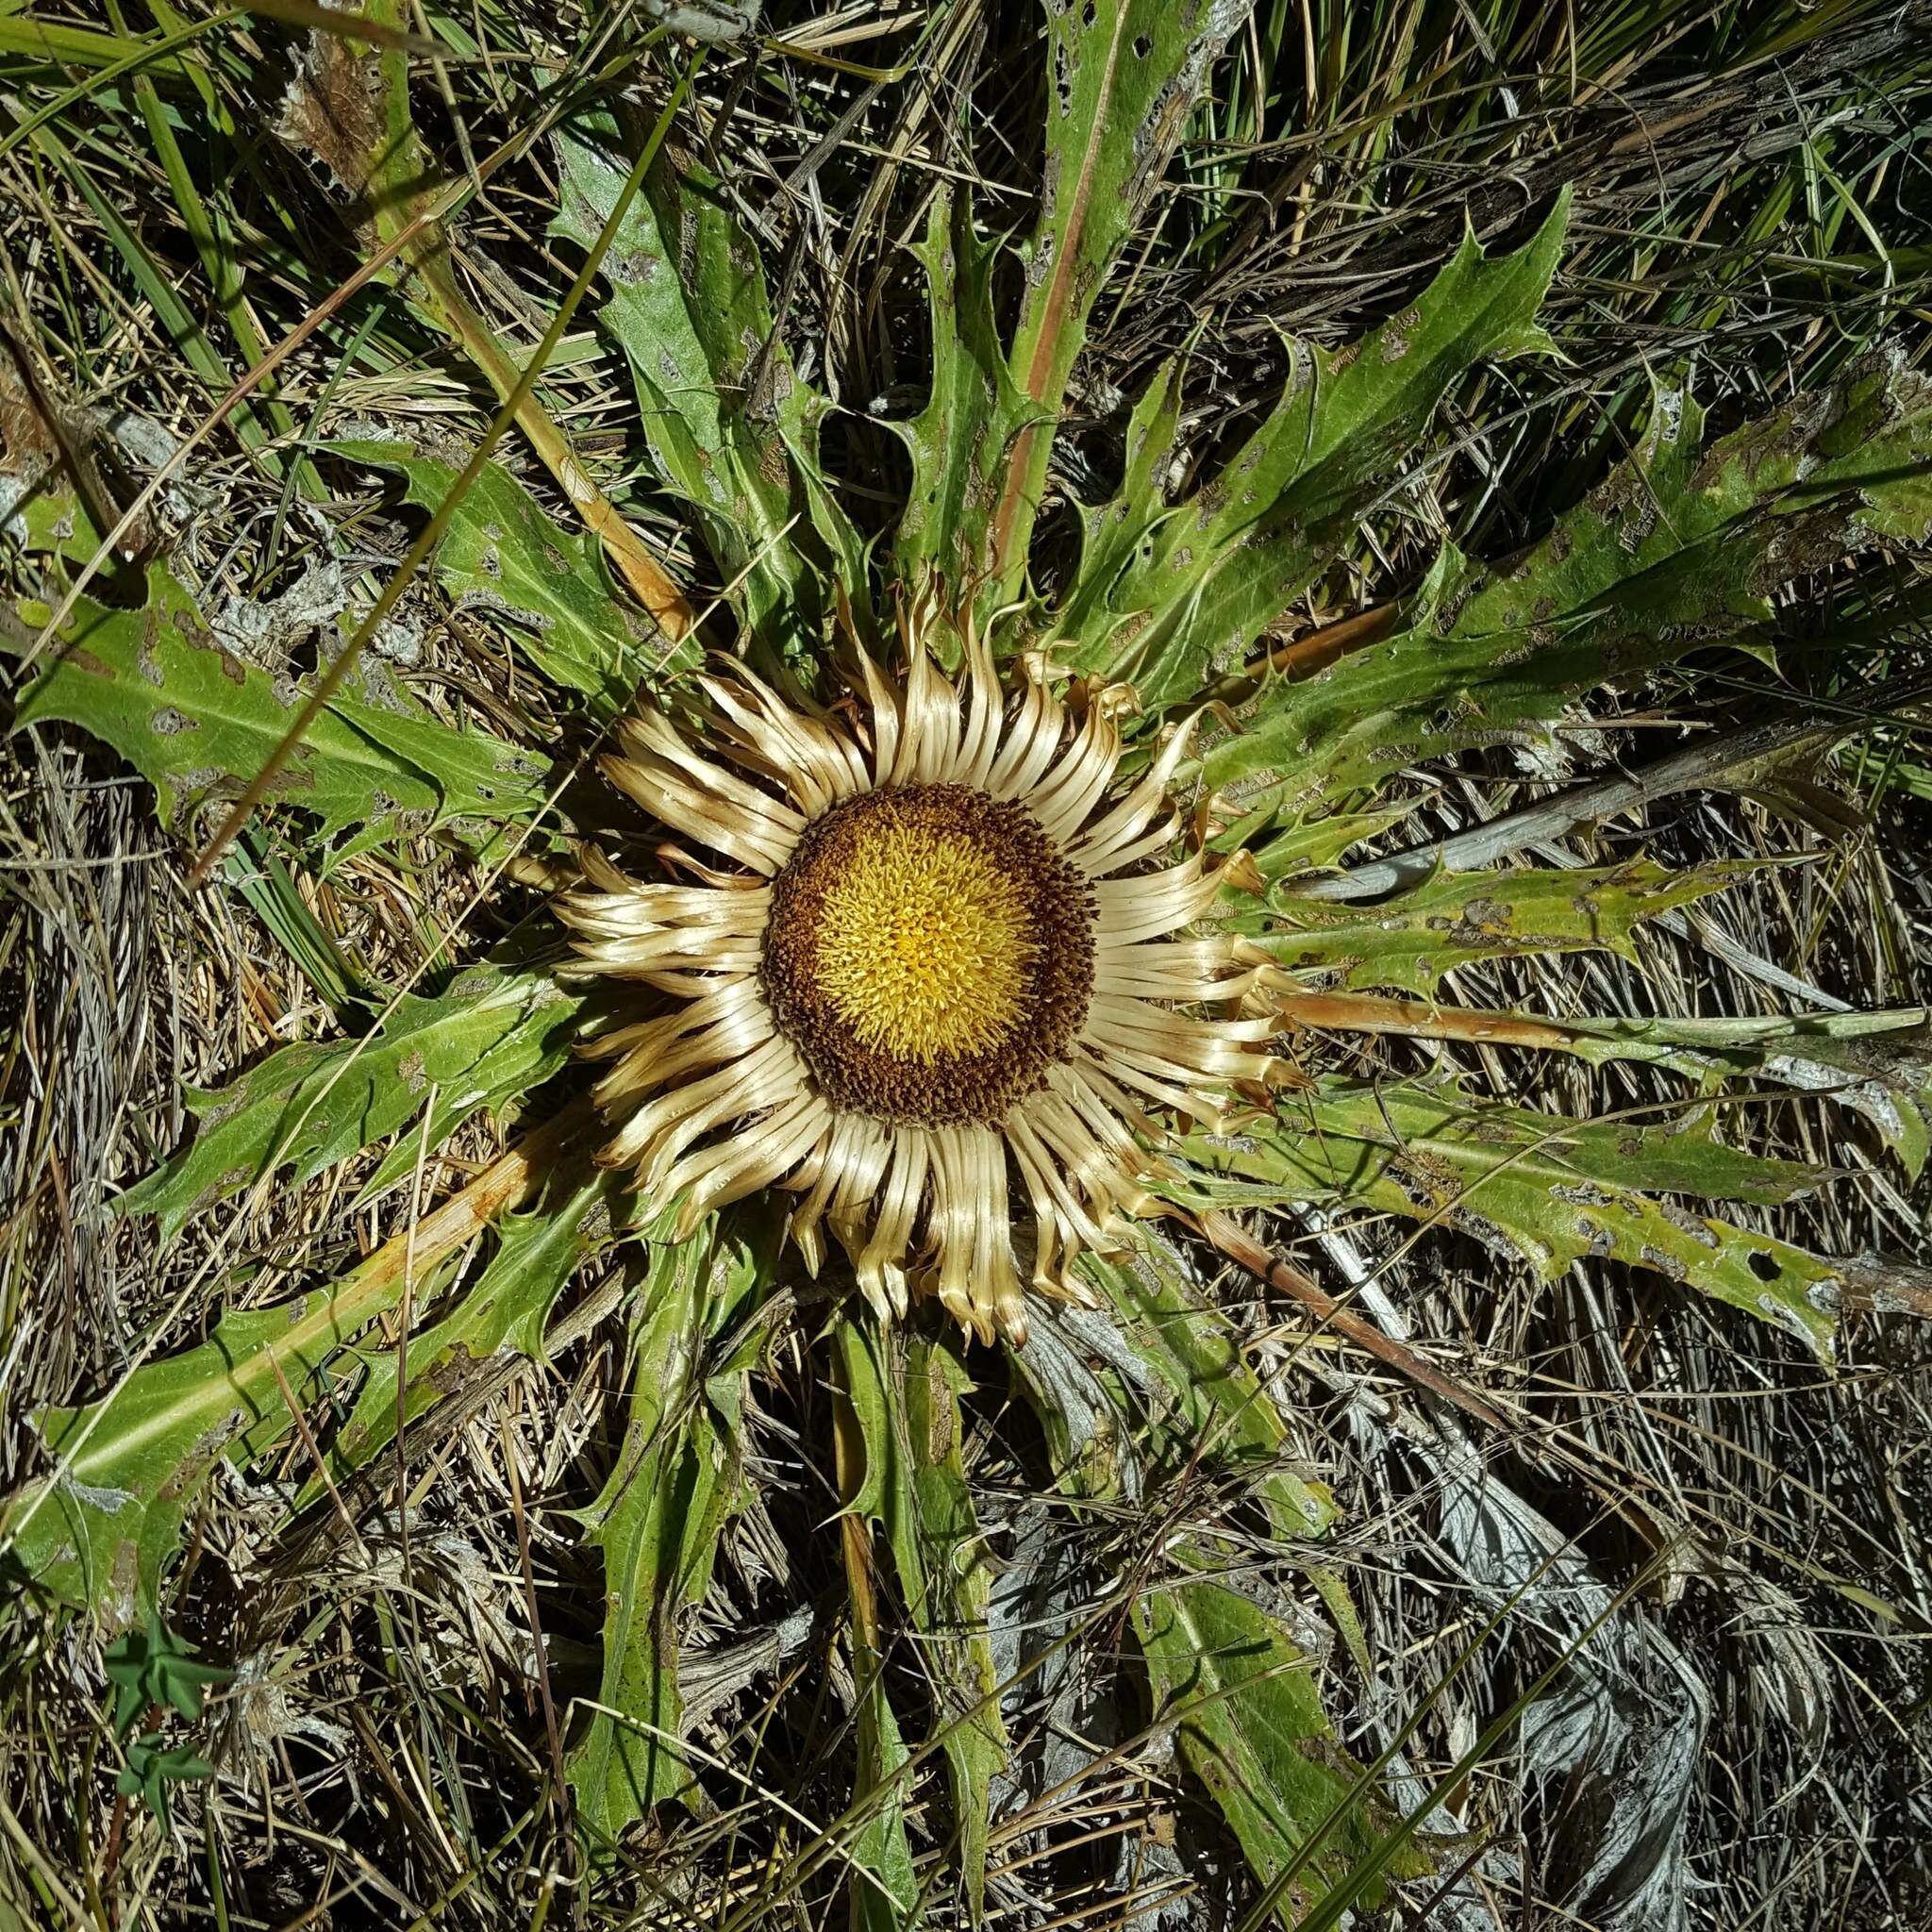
559,592,1281,1346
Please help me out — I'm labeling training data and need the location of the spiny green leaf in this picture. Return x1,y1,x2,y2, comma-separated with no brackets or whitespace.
307,1169,627,1500
1132,1575,1427,1921
898,1333,1002,1925
890,190,1040,599
9,1243,441,1617
1499,1007,1932,1180
11,569,549,847
327,440,678,713
1065,348,1187,650
830,1327,925,1932
1246,859,1757,994
1235,803,1417,883
552,111,866,647
990,0,1254,604
1060,193,1569,708
318,654,555,834
1208,353,1932,820
568,1220,768,1840
1181,1080,1841,1353
841,1323,1005,1924
118,956,583,1244
13,570,433,842
847,1666,923,1932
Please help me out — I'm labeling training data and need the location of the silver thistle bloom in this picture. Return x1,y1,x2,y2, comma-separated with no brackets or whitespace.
560,595,1279,1345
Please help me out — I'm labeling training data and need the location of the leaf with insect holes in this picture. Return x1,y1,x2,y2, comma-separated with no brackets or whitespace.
1176,1079,1842,1353
326,441,679,714
117,956,583,1245
838,1322,1005,1924
1240,858,1759,995
1058,194,1568,708
890,189,1044,599
569,1219,770,1840
987,0,1255,604
10,568,551,846
552,111,868,646
1207,353,1932,824
1492,1008,1932,1182
303,1169,628,1502
1133,1574,1431,1917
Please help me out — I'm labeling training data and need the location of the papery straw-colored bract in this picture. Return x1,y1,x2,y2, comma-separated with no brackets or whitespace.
560,595,1277,1343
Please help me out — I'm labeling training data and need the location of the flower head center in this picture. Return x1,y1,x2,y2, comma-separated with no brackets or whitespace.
761,785,1094,1126
814,823,1036,1061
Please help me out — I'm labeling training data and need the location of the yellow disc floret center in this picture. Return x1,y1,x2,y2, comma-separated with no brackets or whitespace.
812,823,1036,1061
762,784,1095,1126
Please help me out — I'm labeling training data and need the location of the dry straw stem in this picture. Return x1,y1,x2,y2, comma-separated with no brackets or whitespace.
1194,1208,1516,1433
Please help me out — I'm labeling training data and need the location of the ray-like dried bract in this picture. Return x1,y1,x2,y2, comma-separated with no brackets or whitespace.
560,595,1277,1344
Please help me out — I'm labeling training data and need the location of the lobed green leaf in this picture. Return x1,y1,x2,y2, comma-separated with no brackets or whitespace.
328,441,678,713
8,1256,432,1617
1081,1229,1337,1541
839,1321,1005,1923
12,569,550,849
552,112,866,650
990,0,1254,603
1207,353,1932,822
1181,1080,1842,1353
568,1219,769,1840
1246,858,1757,994
118,956,583,1244
1132,1574,1426,1919
1060,194,1568,708
307,1169,628,1500
890,190,1040,602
